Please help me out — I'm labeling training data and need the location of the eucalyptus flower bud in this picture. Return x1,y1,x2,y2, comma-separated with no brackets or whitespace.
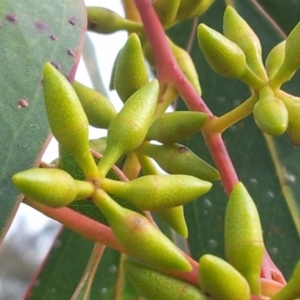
12,168,94,208
73,81,117,129
124,260,206,300
87,7,143,34
114,33,149,103
93,189,191,271
225,182,264,295
101,174,212,211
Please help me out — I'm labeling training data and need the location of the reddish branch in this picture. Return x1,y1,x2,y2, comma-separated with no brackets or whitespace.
134,0,238,194
134,0,285,285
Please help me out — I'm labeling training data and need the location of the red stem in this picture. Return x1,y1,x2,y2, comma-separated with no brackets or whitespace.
134,0,283,284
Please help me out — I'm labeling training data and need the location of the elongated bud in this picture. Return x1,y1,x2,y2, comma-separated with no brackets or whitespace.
139,143,219,181
114,33,149,102
223,6,267,80
198,254,251,300
156,206,188,238
87,7,143,34
93,189,191,271
271,259,300,300
153,0,180,27
265,41,286,78
197,23,247,78
253,96,288,136
269,22,300,89
43,62,99,179
170,41,202,95
101,174,212,211
124,260,206,300
97,80,159,177
73,81,117,129
175,0,214,22
146,111,208,144
137,154,188,237
12,168,94,208
225,182,264,295
275,90,300,146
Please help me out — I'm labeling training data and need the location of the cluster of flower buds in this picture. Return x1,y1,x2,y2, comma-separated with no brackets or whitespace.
197,6,300,143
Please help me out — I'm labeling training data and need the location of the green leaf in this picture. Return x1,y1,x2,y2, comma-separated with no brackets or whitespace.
27,227,140,300
0,0,86,243
168,0,300,278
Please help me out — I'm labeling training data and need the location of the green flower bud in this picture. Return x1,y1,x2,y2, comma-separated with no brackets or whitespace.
253,96,288,136
43,62,99,179
146,111,208,144
170,41,202,95
156,206,188,238
153,0,180,28
269,22,300,89
97,80,159,177
87,7,143,34
101,174,212,211
139,143,219,181
124,260,206,300
271,259,300,300
284,21,300,70
197,23,247,78
265,41,286,78
223,6,267,81
114,33,149,103
73,81,117,129
175,0,214,22
198,254,251,300
225,182,264,296
93,189,191,271
276,90,300,146
12,168,94,208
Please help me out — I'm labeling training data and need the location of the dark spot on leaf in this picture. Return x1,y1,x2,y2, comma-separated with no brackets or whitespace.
18,99,28,108
6,14,18,22
68,17,77,25
34,21,47,31
51,61,61,70
67,49,75,57
49,35,58,41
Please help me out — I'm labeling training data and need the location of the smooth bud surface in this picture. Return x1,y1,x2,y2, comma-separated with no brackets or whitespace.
93,190,191,271
13,168,94,208
101,174,212,210
223,6,267,80
98,80,159,177
153,0,180,27
276,90,300,146
124,260,206,300
114,33,149,102
73,81,117,128
198,254,251,300
156,206,188,238
87,7,142,34
225,182,264,295
176,0,214,22
253,96,288,136
266,41,286,78
146,111,208,144
43,62,99,179
197,23,247,78
139,143,219,181
284,21,300,70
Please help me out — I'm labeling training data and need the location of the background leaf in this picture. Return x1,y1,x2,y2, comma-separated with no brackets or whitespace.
0,0,86,243
168,0,300,278
27,228,140,300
